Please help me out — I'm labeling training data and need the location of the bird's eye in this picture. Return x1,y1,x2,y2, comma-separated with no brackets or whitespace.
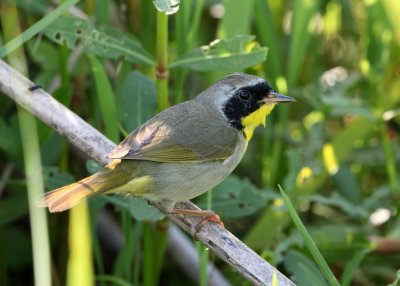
239,90,251,100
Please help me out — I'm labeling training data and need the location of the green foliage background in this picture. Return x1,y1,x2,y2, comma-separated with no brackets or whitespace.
1,0,400,285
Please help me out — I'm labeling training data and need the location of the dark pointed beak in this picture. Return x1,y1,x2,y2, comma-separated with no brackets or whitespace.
261,92,296,104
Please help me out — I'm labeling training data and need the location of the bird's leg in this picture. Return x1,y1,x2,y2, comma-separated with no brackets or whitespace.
171,208,224,232
149,200,224,232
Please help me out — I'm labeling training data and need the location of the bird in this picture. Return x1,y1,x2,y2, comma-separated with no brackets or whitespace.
40,73,295,224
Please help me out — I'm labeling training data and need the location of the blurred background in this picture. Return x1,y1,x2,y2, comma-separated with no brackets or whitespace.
0,0,400,285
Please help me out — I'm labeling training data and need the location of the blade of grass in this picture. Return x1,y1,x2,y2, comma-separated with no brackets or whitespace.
143,223,154,286
88,202,105,286
85,0,95,16
340,248,371,286
172,0,191,104
122,211,134,282
140,0,156,77
216,0,253,39
0,0,80,59
1,3,51,286
88,55,119,143
186,0,204,49
287,0,320,86
96,275,133,286
67,202,94,286
95,0,109,25
254,0,282,82
172,0,204,104
272,271,278,286
278,185,339,286
112,215,139,283
153,220,169,286
133,222,143,286
380,122,399,193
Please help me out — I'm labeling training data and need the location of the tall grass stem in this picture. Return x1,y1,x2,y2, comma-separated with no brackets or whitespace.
156,11,169,111
1,3,51,286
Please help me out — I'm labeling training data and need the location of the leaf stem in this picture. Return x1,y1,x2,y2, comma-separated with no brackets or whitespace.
156,11,169,111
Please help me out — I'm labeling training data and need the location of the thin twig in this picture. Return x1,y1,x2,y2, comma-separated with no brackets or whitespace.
0,59,296,286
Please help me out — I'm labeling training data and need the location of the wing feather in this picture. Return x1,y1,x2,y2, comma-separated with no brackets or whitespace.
106,101,238,162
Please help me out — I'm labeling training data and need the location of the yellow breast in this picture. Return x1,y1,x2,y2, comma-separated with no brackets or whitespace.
241,103,277,141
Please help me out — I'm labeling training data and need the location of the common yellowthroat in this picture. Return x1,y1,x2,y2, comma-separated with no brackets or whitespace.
41,73,295,221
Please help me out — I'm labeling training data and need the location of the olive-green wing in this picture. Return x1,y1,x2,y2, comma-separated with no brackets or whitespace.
105,102,238,162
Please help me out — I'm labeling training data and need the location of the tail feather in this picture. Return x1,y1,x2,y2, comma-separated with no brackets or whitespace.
40,182,92,212
40,175,102,212
39,160,132,212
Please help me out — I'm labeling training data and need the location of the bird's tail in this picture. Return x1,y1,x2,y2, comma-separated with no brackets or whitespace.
39,160,132,212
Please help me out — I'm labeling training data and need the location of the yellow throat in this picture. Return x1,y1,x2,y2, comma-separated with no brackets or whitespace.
241,103,277,141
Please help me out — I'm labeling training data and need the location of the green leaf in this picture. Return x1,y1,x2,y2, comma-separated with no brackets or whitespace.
332,164,362,203
199,175,277,218
94,195,165,221
44,17,155,66
0,0,80,58
279,185,340,286
127,197,165,221
362,185,392,213
283,150,301,191
153,0,180,15
88,55,119,143
0,191,28,226
119,71,157,132
387,269,400,286
42,167,75,190
321,92,374,120
274,232,304,264
169,35,268,71
86,159,103,175
310,225,371,263
0,115,21,159
40,132,63,166
309,193,369,219
26,39,59,72
284,249,328,286
4,227,32,269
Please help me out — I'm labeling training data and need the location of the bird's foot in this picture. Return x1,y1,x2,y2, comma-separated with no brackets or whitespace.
171,208,224,233
195,213,224,233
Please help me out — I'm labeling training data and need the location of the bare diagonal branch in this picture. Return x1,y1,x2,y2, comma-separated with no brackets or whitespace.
0,59,295,286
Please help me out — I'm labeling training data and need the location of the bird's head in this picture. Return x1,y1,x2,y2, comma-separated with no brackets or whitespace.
206,73,296,141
